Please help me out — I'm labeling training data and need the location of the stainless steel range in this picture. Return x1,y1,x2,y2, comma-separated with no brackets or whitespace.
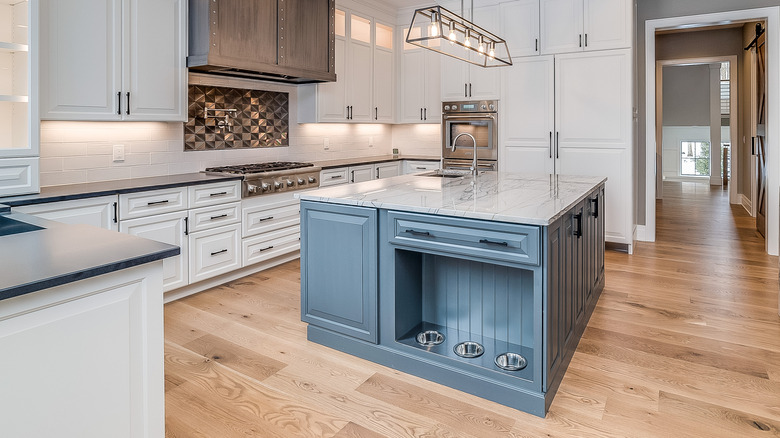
205,162,321,198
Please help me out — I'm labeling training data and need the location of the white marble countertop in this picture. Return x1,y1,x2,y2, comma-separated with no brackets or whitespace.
299,171,607,226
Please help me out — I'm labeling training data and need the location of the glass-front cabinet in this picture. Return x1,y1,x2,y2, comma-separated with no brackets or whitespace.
0,0,39,196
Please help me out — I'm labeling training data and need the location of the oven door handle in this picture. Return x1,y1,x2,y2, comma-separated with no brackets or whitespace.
443,114,495,120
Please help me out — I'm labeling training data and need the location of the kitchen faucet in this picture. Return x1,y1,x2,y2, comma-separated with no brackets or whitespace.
452,132,479,176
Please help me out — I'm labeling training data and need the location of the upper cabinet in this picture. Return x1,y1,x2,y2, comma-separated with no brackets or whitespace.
298,8,395,124
0,0,39,196
539,0,631,55
397,25,440,124
40,0,187,121
188,0,336,83
500,0,540,57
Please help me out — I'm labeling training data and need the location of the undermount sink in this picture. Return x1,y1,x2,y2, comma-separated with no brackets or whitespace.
0,216,44,237
418,169,473,178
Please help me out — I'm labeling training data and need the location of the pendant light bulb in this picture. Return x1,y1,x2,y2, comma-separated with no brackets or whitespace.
464,28,471,49
478,35,485,55
488,42,496,58
448,21,457,43
429,12,439,37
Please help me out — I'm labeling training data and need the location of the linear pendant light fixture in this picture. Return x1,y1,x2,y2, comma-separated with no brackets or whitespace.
405,1,512,68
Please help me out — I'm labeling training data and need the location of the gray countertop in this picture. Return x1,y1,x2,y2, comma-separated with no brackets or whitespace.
0,173,243,207
313,155,439,170
0,212,179,301
299,171,606,226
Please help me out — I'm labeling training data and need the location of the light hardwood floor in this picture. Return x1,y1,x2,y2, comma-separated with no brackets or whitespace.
164,181,780,437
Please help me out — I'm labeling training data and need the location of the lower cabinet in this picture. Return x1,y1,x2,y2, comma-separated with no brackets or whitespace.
13,195,119,231
120,210,189,292
189,223,241,284
403,160,440,174
300,201,378,343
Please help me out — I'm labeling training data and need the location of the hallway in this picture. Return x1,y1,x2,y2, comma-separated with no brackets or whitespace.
163,181,780,437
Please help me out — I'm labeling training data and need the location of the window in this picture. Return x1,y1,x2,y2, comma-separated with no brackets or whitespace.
681,141,710,176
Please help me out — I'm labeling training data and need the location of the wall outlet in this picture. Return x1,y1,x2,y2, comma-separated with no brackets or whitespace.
323,138,330,150
112,144,125,162
369,136,374,147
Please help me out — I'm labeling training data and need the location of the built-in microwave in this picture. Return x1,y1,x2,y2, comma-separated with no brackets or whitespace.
441,100,498,169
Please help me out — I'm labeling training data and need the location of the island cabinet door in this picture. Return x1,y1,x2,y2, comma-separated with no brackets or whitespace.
300,201,378,343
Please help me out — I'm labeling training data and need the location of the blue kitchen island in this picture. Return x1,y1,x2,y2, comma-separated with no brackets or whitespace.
299,171,606,417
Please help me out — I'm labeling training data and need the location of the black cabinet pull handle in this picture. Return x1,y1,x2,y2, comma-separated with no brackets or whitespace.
376,168,379,179
585,33,588,47
579,34,582,47
183,217,189,235
255,245,274,253
210,249,228,256
331,175,343,179
469,83,472,97
256,216,274,222
375,107,378,120
421,108,424,120
465,83,468,97
126,92,130,115
346,106,349,119
210,214,228,220
591,197,599,218
112,202,118,223
116,92,121,115
535,38,538,52
147,199,169,206
556,132,559,159
424,108,427,120
209,191,227,197
549,131,552,158
405,229,431,236
574,213,583,238
479,238,508,246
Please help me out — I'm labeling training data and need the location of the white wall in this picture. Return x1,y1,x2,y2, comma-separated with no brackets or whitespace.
38,74,441,187
662,125,730,181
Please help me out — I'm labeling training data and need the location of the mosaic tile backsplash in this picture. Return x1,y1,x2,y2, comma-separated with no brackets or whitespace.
185,85,289,151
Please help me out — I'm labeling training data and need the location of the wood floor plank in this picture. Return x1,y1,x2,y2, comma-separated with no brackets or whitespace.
334,422,388,438
182,333,288,382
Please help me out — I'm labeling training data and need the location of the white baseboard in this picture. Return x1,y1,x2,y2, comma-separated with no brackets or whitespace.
741,194,753,216
635,225,650,242
163,252,300,303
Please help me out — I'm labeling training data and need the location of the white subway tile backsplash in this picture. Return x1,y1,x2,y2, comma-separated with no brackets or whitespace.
40,170,87,187
167,162,200,175
87,167,132,183
40,142,88,158
130,141,170,153
63,155,112,170
130,164,169,179
111,153,151,167
39,157,63,172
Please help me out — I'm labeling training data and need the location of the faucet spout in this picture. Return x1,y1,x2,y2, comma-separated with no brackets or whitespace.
452,132,479,176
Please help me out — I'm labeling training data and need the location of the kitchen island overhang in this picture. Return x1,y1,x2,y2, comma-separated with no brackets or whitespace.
298,172,606,417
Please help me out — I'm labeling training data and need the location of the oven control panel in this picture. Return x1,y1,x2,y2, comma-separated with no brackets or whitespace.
443,100,497,114
244,170,321,197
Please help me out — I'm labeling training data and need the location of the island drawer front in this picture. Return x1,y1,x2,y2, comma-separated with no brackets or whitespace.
188,181,241,209
388,212,540,266
188,202,241,234
119,187,188,220
319,168,349,186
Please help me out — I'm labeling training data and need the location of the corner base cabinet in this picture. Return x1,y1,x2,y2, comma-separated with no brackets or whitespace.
299,181,605,417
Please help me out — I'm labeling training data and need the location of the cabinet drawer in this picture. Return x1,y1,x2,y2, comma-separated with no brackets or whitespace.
188,181,241,208
189,223,241,284
188,202,241,233
387,211,540,266
319,168,349,186
242,200,300,238
404,160,440,174
0,157,39,197
119,187,187,220
242,226,300,267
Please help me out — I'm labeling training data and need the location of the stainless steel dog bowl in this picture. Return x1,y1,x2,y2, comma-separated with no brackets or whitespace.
494,352,527,371
453,341,484,358
416,330,444,346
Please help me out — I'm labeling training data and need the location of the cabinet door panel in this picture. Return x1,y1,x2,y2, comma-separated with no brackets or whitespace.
348,41,373,122
584,0,631,51
424,51,441,122
210,0,277,69
540,0,582,55
13,195,118,231
121,211,188,292
317,38,347,122
301,202,377,343
501,0,540,58
467,6,500,99
501,56,554,174
376,162,400,179
126,0,186,120
280,0,332,75
440,55,468,101
189,223,241,284
40,0,122,120
373,48,394,122
350,165,374,183
400,49,426,123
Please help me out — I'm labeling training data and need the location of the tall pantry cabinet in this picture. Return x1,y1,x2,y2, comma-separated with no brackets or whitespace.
0,0,39,196
500,0,635,252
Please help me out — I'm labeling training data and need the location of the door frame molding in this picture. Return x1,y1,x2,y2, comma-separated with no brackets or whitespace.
655,55,739,206
645,7,780,255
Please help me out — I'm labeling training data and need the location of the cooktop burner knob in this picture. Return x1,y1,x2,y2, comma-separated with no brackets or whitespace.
261,182,270,191
247,184,259,193
308,176,317,183
286,179,294,187
274,181,282,189
298,178,305,185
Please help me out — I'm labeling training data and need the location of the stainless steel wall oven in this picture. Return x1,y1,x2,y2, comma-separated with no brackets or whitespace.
442,100,498,170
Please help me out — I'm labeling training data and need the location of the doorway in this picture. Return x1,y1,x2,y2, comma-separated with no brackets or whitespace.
644,7,780,256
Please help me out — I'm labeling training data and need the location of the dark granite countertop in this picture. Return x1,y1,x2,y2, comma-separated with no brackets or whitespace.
313,155,440,170
0,212,179,301
0,173,242,207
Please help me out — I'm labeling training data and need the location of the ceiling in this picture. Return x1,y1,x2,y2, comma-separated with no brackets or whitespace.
381,0,430,9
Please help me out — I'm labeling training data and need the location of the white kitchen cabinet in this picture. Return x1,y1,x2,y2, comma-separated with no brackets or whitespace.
398,25,441,124
440,5,501,100
241,191,302,268
0,263,164,438
376,161,400,179
500,0,540,58
188,180,241,209
187,201,241,234
403,160,440,174
13,195,119,231
540,0,631,55
40,0,186,121
120,210,188,292
319,167,349,186
501,49,633,249
189,223,241,284
299,9,393,124
349,164,374,183
118,186,188,220
0,0,39,196
243,226,301,268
